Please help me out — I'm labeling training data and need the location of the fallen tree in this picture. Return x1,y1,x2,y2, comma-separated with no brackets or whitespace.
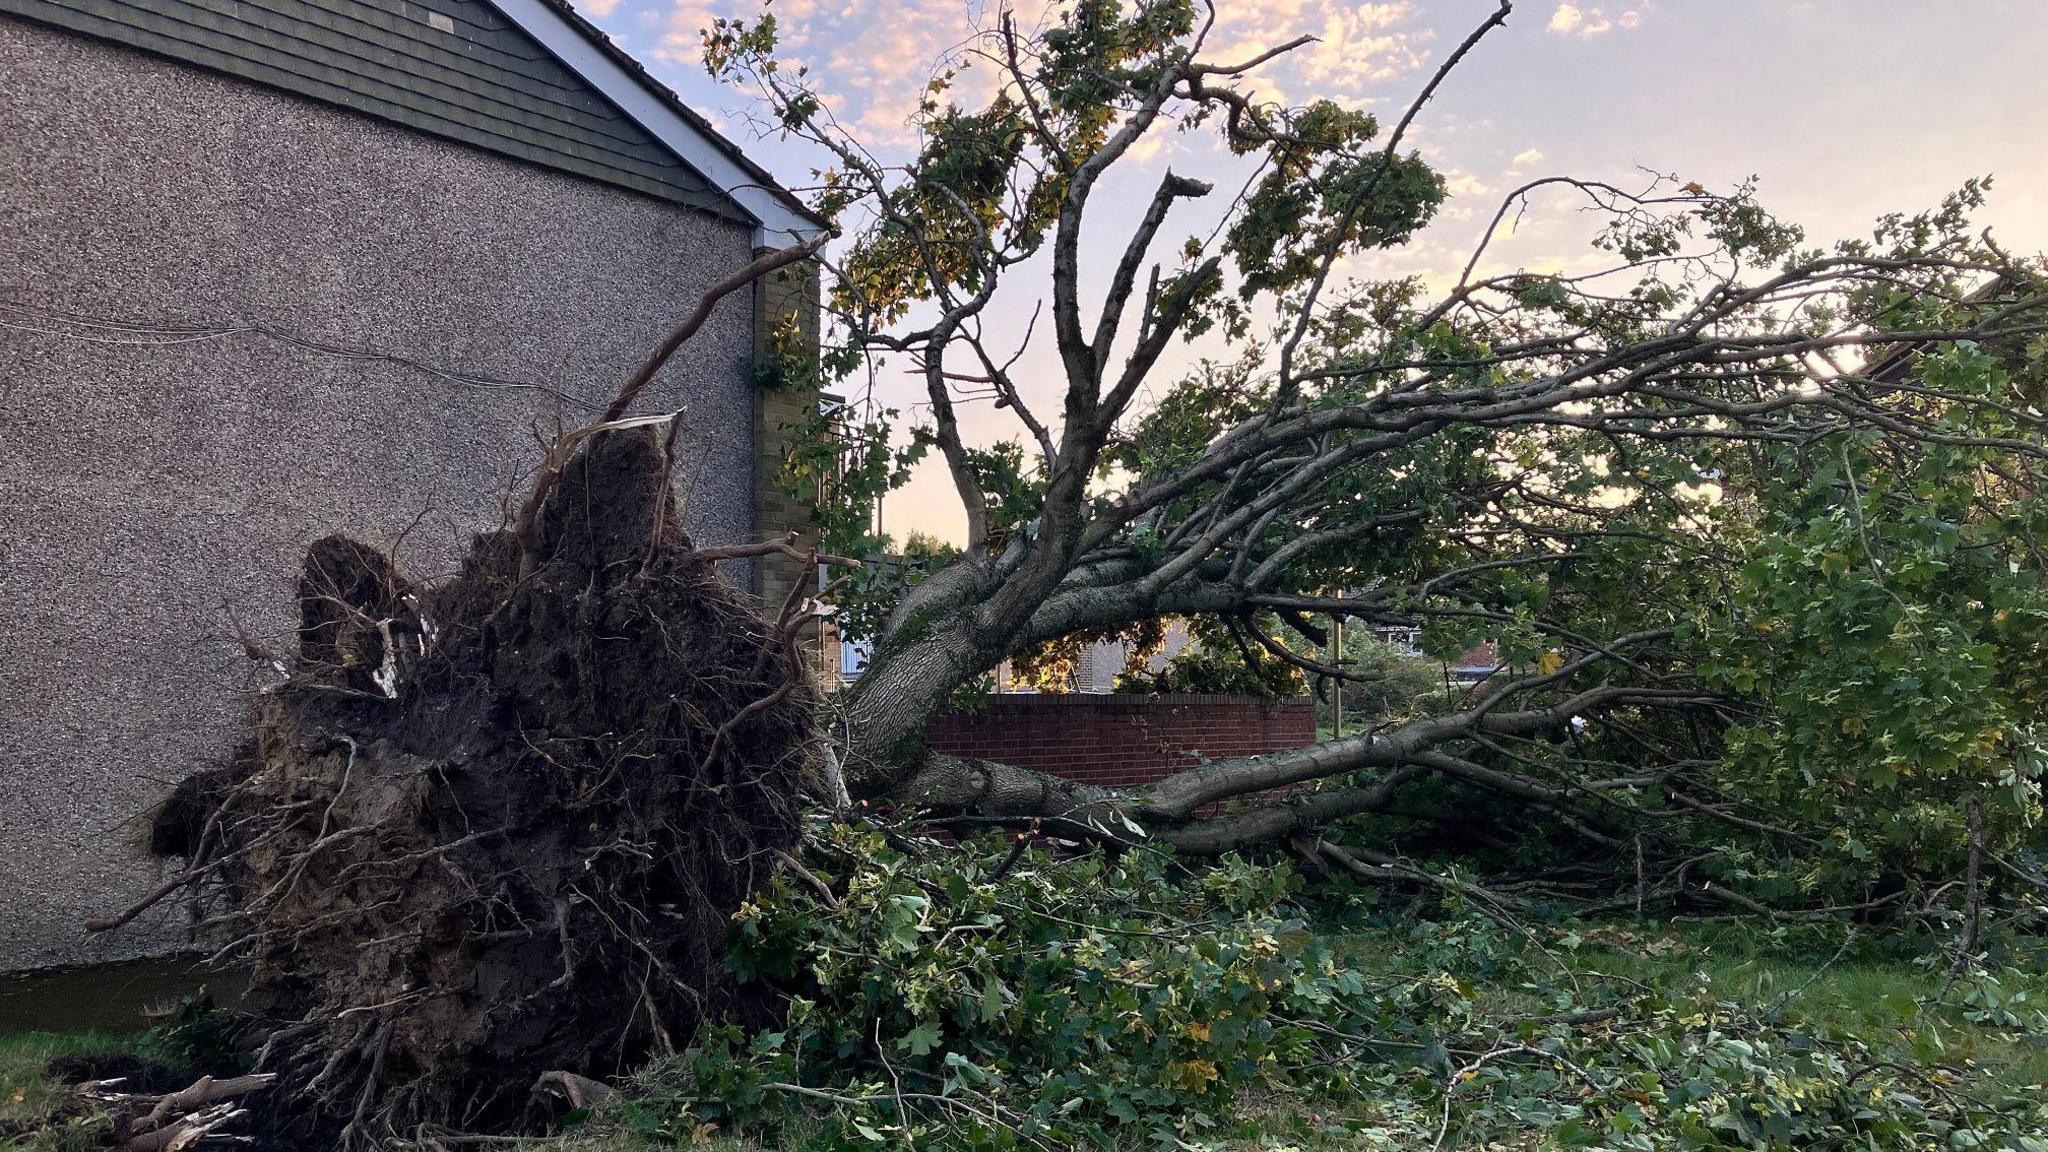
705,0,2048,900
93,0,2048,1144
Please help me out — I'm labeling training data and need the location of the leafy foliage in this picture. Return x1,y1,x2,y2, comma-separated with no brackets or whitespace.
1688,309,2048,886
595,832,2048,1151
1223,100,1445,300
1311,632,1441,731
1698,429,2048,883
1115,613,1306,697
707,0,2048,920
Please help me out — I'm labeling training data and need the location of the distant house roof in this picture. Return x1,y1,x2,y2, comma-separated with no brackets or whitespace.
1861,273,2021,385
3,0,825,247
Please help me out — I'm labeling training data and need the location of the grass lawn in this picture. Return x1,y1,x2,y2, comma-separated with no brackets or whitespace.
0,1032,133,1152
4,919,2043,1150
1561,924,2048,1093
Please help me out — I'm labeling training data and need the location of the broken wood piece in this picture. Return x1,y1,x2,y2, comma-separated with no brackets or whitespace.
534,1070,617,1110
117,1102,249,1152
138,1074,278,1132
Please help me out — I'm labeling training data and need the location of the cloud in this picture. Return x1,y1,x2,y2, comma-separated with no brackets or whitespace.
652,1,720,69
1548,3,1610,37
646,0,1432,153
1296,2,1433,94
1126,131,1171,167
1509,147,1544,168
1205,1,1432,103
1545,3,1648,39
649,0,1068,148
1442,170,1490,199
579,0,620,15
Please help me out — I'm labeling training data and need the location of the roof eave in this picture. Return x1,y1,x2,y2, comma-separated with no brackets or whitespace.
488,0,827,249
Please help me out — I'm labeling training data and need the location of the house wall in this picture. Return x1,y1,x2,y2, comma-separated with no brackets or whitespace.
0,15,763,970
750,256,824,615
924,695,1317,791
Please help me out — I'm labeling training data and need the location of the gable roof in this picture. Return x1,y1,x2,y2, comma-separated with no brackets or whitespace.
2,0,824,247
508,0,825,247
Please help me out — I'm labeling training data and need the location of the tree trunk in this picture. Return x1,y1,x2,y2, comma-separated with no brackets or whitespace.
838,629,988,778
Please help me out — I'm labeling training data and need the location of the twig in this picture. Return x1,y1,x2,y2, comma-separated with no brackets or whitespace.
874,1017,914,1150
773,848,840,909
688,530,861,569
1274,0,1514,401
1317,841,1525,926
606,237,828,426
134,1075,277,1130
1512,1006,1625,1027
987,832,1033,884
1633,834,1645,919
533,1070,617,1109
1431,1042,1602,1152
85,858,227,934
1698,882,1903,921
1948,798,1986,983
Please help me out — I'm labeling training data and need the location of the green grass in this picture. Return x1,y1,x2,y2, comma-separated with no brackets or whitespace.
6,920,2045,1151
0,1031,133,1151
1554,922,2048,1093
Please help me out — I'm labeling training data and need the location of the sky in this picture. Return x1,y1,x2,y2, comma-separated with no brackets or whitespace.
576,0,2048,543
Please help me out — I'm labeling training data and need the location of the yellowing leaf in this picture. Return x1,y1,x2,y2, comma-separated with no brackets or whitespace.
1167,1058,1220,1092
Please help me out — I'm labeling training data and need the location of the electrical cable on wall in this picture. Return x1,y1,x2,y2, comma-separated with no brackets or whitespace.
0,299,598,412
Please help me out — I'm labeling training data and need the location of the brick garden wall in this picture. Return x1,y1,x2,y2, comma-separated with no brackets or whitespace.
924,694,1317,790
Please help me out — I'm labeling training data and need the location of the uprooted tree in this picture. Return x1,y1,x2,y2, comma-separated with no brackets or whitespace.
712,0,2048,893
101,0,2048,1144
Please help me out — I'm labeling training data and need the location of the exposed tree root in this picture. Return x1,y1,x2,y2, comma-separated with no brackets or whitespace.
128,430,815,1147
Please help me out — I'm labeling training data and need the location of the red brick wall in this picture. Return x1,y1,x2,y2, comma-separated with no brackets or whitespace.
924,694,1316,790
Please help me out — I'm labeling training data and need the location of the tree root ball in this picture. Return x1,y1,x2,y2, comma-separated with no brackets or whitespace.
150,430,814,1146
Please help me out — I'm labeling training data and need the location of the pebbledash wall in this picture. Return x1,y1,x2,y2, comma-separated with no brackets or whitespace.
0,15,817,970
924,695,1317,791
